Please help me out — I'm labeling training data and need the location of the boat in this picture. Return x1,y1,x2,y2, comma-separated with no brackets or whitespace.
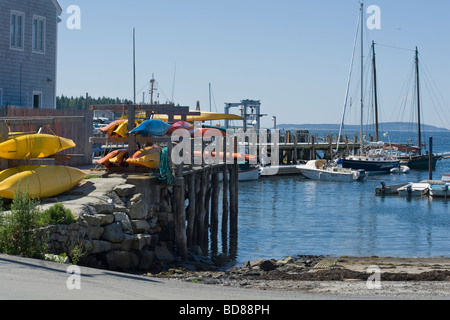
297,160,366,182
129,119,172,137
219,162,260,182
337,5,399,173
0,166,86,199
428,181,450,198
0,133,76,160
442,174,450,182
390,165,410,174
95,149,128,168
259,165,302,176
375,181,412,195
0,165,44,181
394,48,441,170
398,153,441,170
397,182,430,197
125,146,161,169
153,111,243,122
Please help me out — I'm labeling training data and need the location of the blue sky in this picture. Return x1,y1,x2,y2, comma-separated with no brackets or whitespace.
56,1,450,129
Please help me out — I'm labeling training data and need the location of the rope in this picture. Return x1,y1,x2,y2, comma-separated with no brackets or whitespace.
157,147,174,185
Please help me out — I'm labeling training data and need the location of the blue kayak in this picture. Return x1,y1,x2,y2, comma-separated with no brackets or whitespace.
129,119,172,137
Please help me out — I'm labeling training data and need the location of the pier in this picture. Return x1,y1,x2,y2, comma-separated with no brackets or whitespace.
90,104,240,260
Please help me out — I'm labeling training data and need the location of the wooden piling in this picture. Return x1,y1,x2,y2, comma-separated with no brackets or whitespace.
210,169,220,255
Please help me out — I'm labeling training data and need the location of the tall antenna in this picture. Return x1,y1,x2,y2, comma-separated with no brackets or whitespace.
150,73,156,104
171,63,176,104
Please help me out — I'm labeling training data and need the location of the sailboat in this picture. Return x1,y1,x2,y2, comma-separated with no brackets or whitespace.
338,3,399,173
394,47,441,170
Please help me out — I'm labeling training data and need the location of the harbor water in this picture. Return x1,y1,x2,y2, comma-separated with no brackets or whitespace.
229,130,450,263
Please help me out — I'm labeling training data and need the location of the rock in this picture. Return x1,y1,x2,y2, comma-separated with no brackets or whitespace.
155,242,176,262
101,222,124,243
86,225,104,240
276,256,295,266
251,259,276,271
131,219,149,234
113,184,136,197
105,251,139,271
91,200,114,214
114,212,133,234
83,213,114,227
91,240,115,254
138,250,155,270
128,193,149,219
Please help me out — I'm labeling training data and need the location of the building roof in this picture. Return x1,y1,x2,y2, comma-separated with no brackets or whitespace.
51,0,62,16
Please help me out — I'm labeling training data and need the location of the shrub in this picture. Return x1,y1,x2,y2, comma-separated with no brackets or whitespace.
40,203,76,225
0,185,46,258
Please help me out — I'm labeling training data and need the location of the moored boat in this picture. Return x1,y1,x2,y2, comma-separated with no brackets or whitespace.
397,182,430,197
298,160,365,182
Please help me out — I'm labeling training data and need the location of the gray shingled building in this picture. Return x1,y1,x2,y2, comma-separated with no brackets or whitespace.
0,0,62,109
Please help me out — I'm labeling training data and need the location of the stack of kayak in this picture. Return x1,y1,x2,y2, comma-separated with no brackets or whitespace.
96,118,229,170
0,133,86,199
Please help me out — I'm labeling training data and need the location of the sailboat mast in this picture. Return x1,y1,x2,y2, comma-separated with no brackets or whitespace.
415,46,422,155
372,41,379,142
360,2,364,152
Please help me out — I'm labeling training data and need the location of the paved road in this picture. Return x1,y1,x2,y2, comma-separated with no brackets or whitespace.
1,254,449,301
0,254,321,300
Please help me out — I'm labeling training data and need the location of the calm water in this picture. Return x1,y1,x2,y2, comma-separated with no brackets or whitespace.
226,131,450,263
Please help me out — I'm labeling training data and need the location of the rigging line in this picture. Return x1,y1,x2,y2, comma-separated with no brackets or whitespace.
155,81,171,103
419,59,450,128
421,64,450,129
336,6,361,152
375,43,416,52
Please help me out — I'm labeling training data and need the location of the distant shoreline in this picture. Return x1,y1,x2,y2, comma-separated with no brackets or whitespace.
275,122,450,132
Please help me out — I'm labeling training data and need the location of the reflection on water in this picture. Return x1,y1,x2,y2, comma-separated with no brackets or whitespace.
222,132,450,263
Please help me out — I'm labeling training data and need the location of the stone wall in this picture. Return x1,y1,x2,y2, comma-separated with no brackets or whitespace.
40,176,177,272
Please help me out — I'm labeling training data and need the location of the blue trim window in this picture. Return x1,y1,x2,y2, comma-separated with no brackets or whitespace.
32,16,45,53
10,11,24,50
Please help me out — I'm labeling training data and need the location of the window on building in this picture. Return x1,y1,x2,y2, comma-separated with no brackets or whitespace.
0,89,3,106
10,11,25,50
32,16,45,53
33,92,42,109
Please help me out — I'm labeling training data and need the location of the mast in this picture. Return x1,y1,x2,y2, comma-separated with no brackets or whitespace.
209,83,212,126
150,74,155,104
372,41,379,142
360,2,364,153
133,28,136,104
415,46,422,155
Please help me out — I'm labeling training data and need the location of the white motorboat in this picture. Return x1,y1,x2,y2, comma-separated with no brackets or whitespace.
219,163,260,182
297,160,366,182
390,165,410,174
375,181,412,195
429,182,450,198
397,183,430,197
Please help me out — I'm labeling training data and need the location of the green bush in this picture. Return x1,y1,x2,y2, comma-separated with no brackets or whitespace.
40,203,76,225
0,186,46,258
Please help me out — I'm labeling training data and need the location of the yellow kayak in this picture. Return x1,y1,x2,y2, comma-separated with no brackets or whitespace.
0,134,76,159
0,166,86,199
126,146,161,169
0,165,44,182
